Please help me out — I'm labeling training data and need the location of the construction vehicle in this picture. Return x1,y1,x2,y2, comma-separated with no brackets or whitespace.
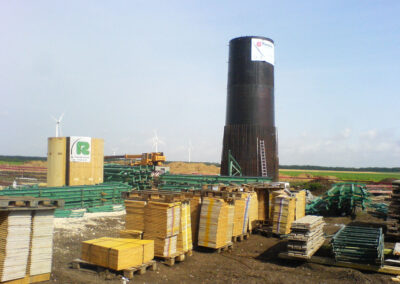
104,152,166,166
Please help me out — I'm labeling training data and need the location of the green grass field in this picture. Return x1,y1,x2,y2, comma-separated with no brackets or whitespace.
279,169,400,182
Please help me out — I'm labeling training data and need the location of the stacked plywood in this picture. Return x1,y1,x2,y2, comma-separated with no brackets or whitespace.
82,237,154,270
255,188,268,221
125,200,146,231
272,194,296,235
226,203,235,243
144,201,180,257
0,211,32,282
287,215,325,259
189,195,202,245
232,196,247,237
28,210,54,276
198,197,231,249
247,191,258,231
294,190,306,220
177,201,193,253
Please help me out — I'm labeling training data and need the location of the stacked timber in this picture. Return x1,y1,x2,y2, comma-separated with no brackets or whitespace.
177,200,193,253
226,202,235,243
125,200,147,231
387,180,400,239
143,201,180,257
0,211,32,282
198,197,232,249
287,215,325,259
232,195,248,237
189,195,201,245
247,191,258,231
272,194,295,235
255,187,268,221
28,210,54,276
81,237,154,270
294,190,306,220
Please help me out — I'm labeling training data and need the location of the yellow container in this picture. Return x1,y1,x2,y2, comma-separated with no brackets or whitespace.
47,137,67,187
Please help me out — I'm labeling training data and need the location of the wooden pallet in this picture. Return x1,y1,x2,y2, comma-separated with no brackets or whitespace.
71,258,157,279
1,273,51,284
216,242,234,253
155,250,192,266
232,233,250,243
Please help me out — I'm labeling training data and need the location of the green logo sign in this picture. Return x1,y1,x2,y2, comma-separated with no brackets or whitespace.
76,142,90,155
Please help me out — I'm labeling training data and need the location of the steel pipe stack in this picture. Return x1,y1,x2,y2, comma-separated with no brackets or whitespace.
221,36,279,180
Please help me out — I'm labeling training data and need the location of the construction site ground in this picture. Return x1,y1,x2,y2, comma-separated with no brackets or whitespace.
51,211,392,284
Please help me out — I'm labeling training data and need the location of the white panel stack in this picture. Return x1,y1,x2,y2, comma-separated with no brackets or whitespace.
29,210,55,275
0,211,32,282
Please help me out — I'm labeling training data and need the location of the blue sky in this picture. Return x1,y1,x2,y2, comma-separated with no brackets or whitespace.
1,1,399,167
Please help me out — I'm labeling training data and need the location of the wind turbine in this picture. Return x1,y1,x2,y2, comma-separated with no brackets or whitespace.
111,147,118,156
188,140,193,163
152,130,165,152
51,113,64,137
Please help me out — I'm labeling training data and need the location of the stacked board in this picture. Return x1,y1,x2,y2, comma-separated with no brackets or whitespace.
272,194,295,235
119,229,143,239
387,180,400,239
294,190,306,220
0,211,32,282
247,191,258,231
177,201,193,252
143,201,180,257
287,215,325,259
125,200,146,231
232,196,248,237
28,210,55,276
189,195,202,245
198,197,232,249
82,237,154,270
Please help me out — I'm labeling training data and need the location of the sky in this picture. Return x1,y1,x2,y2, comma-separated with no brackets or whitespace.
1,1,399,167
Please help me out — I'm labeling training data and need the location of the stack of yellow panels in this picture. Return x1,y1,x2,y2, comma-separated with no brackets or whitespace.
189,196,201,245
143,201,181,257
198,197,230,249
232,197,246,237
81,237,154,270
125,200,147,231
294,190,306,220
0,211,32,282
177,201,193,253
255,188,268,221
226,203,235,243
272,195,296,235
269,190,285,224
247,191,259,231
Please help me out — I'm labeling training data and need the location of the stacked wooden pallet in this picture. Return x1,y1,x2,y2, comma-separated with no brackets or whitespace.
81,237,154,270
125,200,147,231
287,215,325,259
28,210,55,276
198,197,233,249
177,200,192,253
0,211,32,282
143,201,181,257
272,194,296,235
247,191,258,231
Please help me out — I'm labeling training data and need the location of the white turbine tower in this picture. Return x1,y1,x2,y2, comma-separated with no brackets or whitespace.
51,113,64,137
188,140,193,163
152,130,165,152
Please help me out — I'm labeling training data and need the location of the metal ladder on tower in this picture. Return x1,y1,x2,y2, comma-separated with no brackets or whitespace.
259,140,268,177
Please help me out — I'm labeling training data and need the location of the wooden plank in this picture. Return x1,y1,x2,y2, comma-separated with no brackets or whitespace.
278,253,400,275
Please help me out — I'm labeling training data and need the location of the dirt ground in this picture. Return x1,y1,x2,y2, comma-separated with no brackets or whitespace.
49,211,393,284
